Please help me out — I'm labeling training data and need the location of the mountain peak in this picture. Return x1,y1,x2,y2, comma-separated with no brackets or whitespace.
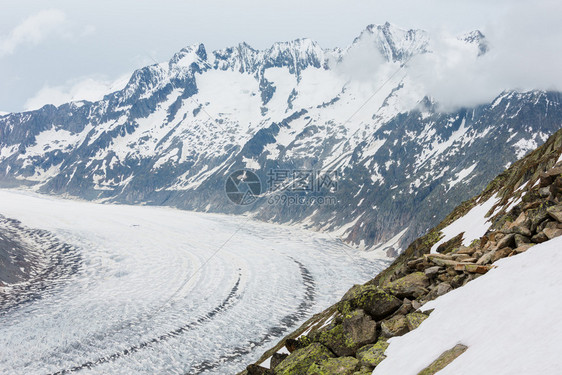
354,22,430,62
460,30,489,56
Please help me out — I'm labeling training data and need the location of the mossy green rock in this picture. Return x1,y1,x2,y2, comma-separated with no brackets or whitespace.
356,339,389,368
380,314,409,337
274,343,334,375
339,285,401,320
417,344,468,375
405,312,429,330
314,309,377,356
307,356,360,375
352,368,374,375
384,272,430,299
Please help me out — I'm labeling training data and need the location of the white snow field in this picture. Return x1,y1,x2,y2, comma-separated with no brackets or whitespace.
0,190,384,375
374,235,562,375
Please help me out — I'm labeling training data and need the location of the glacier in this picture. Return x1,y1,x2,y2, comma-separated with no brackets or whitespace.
0,190,386,374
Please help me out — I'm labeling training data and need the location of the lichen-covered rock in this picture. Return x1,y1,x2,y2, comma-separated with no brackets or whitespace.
271,353,289,369
356,339,389,368
547,204,562,223
417,344,468,375
247,364,273,375
405,312,429,330
338,285,401,320
313,309,377,357
352,368,373,375
307,356,360,375
380,315,409,338
384,272,430,299
274,343,334,375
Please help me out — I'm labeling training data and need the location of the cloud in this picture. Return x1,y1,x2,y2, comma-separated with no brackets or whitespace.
404,0,562,110
24,75,130,111
0,9,67,56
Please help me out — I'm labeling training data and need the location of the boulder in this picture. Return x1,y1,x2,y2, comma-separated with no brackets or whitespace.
271,353,289,369
314,309,377,357
491,247,513,263
531,231,549,243
417,344,468,375
476,251,495,265
424,266,442,277
352,368,374,375
436,233,463,254
514,234,530,248
247,364,273,375
274,343,334,375
405,312,429,330
307,357,360,375
496,233,515,249
380,315,409,338
514,244,534,254
285,338,308,353
356,339,389,368
456,246,476,255
450,274,466,288
436,282,452,296
544,227,562,239
384,272,430,299
339,285,401,320
539,186,551,197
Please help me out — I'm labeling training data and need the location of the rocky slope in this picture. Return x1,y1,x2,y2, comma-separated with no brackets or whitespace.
1,23,561,253
239,127,562,374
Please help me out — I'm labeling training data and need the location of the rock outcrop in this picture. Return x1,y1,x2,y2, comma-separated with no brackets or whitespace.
240,129,562,374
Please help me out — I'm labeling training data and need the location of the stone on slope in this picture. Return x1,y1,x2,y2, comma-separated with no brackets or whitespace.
416,344,468,375
339,285,401,320
307,357,360,375
247,364,273,375
405,312,429,330
271,353,289,370
356,339,390,368
314,309,378,357
383,272,430,299
380,315,409,338
274,343,334,375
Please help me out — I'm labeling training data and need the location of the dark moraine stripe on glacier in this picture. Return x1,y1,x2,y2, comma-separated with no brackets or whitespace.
185,258,316,375
0,217,81,314
49,273,242,375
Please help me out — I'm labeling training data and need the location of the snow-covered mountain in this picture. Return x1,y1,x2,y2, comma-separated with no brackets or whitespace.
1,23,561,254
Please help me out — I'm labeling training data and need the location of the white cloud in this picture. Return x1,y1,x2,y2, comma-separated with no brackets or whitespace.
0,9,67,56
404,0,562,110
24,75,130,111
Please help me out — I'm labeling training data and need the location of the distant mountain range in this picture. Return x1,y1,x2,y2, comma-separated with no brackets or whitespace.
1,23,561,255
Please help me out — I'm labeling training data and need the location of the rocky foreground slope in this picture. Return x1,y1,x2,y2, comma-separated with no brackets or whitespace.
239,128,562,374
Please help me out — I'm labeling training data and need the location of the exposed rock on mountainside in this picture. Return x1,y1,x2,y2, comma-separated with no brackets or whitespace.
1,23,561,253
239,128,562,374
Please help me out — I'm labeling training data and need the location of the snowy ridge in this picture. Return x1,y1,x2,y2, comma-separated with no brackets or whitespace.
0,24,561,254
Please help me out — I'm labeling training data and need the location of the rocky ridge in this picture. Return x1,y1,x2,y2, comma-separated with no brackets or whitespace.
239,128,562,374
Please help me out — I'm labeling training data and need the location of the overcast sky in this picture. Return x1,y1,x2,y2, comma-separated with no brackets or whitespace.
0,0,560,113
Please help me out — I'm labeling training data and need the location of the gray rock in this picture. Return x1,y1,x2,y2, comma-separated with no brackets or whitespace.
424,266,442,277
497,233,516,249
384,272,430,299
380,315,409,338
547,205,562,223
436,282,452,296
